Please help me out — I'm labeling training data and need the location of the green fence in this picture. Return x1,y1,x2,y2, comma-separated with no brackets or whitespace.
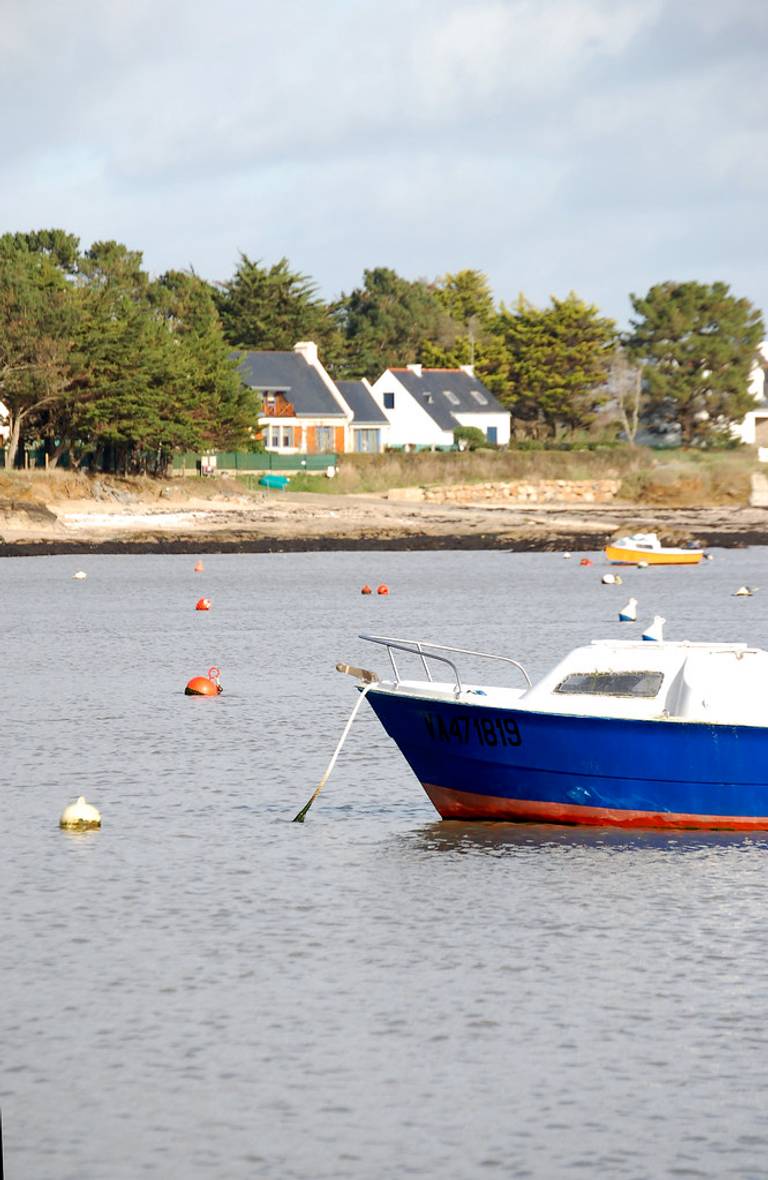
172,451,338,474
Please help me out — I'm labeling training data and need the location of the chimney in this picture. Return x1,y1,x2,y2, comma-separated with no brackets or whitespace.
459,363,475,377
406,363,423,378
294,341,318,366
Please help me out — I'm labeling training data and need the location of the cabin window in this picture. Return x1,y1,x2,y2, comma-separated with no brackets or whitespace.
554,671,664,698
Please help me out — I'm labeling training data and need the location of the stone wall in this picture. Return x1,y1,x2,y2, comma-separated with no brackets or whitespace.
387,479,622,505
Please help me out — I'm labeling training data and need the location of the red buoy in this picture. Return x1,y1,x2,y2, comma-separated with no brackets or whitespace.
194,560,205,573
377,584,389,595
579,558,592,567
361,584,372,595
185,667,222,696
196,597,211,611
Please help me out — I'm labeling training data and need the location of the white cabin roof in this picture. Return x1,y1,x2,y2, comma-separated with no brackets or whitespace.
519,641,768,724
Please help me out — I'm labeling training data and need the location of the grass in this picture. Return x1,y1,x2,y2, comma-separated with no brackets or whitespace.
238,446,759,505
2,445,758,508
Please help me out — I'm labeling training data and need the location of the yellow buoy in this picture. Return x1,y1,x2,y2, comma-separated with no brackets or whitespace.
59,796,101,830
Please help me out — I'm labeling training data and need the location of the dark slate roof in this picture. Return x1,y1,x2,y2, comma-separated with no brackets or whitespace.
336,380,389,425
237,351,345,417
390,369,505,431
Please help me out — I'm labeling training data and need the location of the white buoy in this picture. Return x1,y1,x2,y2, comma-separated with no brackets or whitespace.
602,573,617,585
72,571,87,580
734,586,757,597
619,597,638,622
704,553,714,561
59,796,101,830
642,615,665,642
563,552,572,560
637,560,649,569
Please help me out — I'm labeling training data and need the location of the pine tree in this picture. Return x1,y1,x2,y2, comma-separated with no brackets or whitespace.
627,281,764,445
494,294,617,436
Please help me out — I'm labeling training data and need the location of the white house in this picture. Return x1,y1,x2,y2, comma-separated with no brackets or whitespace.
238,341,389,455
733,342,768,454
368,364,510,449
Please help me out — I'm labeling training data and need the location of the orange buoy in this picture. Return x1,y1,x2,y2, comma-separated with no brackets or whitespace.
185,666,222,696
361,584,372,595
377,584,389,596
579,558,592,567
194,560,204,573
196,597,211,611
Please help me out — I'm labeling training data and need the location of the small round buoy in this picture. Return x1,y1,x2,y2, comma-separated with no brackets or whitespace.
195,597,211,611
602,573,617,585
562,552,572,560
377,584,389,596
704,553,714,561
637,560,649,569
59,796,101,831
185,667,223,696
579,558,592,567
194,560,205,573
72,571,87,580
361,584,372,595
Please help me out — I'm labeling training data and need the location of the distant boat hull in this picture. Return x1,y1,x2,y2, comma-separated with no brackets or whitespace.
367,690,768,829
605,544,703,565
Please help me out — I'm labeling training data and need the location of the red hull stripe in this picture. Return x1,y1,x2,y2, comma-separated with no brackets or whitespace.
423,783,768,830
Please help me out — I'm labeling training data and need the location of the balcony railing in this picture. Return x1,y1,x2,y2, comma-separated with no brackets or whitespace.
261,399,295,419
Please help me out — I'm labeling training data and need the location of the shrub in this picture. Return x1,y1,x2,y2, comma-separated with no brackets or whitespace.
453,426,488,451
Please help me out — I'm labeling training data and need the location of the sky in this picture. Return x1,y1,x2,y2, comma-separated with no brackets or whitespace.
1,0,766,325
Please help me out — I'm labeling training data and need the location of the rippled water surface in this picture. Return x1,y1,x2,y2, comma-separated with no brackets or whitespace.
5,549,768,1179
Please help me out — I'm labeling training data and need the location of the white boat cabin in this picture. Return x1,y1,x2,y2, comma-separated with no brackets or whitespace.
368,639,768,727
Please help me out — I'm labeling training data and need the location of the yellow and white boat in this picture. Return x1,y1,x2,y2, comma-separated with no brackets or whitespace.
605,531,704,566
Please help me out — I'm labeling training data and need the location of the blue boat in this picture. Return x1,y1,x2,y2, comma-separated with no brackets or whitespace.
356,631,768,830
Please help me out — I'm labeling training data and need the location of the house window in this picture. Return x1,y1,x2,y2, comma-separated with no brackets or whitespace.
282,428,293,448
383,392,395,410
470,390,489,405
354,429,381,453
443,390,460,405
486,426,498,444
269,426,281,448
315,426,335,452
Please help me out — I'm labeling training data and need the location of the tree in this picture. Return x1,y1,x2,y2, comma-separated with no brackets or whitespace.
334,267,455,377
75,259,259,473
0,240,79,468
214,254,336,355
607,347,644,445
627,281,765,445
152,270,259,452
432,268,495,363
494,294,617,436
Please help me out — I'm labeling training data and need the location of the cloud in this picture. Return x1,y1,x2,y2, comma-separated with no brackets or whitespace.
0,0,765,324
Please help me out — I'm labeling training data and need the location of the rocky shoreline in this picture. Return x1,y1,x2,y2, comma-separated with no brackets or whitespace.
0,489,767,555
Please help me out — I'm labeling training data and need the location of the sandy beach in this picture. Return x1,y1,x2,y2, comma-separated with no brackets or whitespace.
1,481,767,554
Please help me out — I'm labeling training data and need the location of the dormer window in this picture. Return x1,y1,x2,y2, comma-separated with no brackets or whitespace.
443,390,460,406
470,390,488,405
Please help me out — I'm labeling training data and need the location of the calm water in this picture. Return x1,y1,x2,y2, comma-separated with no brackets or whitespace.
4,549,768,1180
